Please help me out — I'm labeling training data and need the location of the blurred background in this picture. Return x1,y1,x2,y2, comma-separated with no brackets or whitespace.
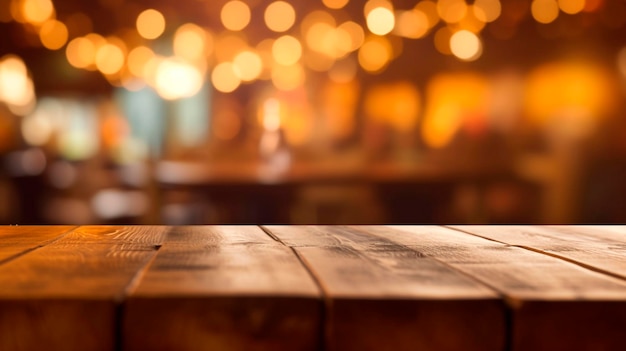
1,0,626,224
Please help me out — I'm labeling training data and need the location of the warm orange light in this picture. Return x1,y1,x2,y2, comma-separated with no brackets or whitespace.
394,10,430,39
422,72,489,148
358,36,392,73
136,9,165,40
366,7,395,35
221,1,250,31
450,30,482,61
525,62,617,136
21,0,54,24
127,46,154,77
211,62,241,93
272,35,302,66
271,63,305,91
364,81,421,132
265,1,296,32
214,33,248,63
473,0,501,22
233,50,263,82
95,42,125,75
531,0,559,24
173,23,207,62
323,0,349,9
39,19,68,50
438,0,468,23
558,0,585,14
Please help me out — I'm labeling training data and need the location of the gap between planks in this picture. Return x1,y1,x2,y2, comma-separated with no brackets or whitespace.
445,225,626,284
259,225,329,297
0,226,79,266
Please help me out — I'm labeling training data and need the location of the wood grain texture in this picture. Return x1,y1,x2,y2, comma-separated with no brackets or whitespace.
0,226,169,351
451,225,626,280
123,226,322,351
265,225,505,351
0,225,76,263
366,225,626,351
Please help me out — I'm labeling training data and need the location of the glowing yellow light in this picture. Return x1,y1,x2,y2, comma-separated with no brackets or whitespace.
233,50,263,82
364,81,421,132
558,0,585,14
531,0,559,24
21,0,54,24
438,0,468,23
265,1,296,32
366,7,395,35
358,36,392,73
0,55,35,109
221,1,250,31
39,20,68,50
422,73,489,148
272,63,305,91
323,0,349,9
211,62,241,93
525,62,617,133
272,35,302,66
127,46,154,77
136,9,165,40
173,23,206,62
96,43,125,75
155,58,204,100
394,10,429,39
65,37,95,69
338,21,365,52
473,0,501,22
450,30,482,61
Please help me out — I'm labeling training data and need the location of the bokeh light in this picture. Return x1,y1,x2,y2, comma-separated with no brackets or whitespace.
39,20,69,50
265,1,296,33
358,36,392,73
233,50,263,82
136,9,166,40
323,0,349,10
366,7,395,36
154,58,204,100
531,0,559,24
221,1,250,31
272,35,302,66
450,30,483,61
211,62,241,93
173,23,207,62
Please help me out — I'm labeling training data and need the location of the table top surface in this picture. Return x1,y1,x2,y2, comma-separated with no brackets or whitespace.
1,225,625,351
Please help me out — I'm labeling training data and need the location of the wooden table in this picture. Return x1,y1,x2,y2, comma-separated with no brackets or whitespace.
1,225,625,351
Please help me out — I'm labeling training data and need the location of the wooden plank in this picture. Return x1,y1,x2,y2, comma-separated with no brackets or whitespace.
0,226,169,351
265,225,505,351
0,225,76,263
123,226,322,351
451,225,626,280
359,225,626,351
